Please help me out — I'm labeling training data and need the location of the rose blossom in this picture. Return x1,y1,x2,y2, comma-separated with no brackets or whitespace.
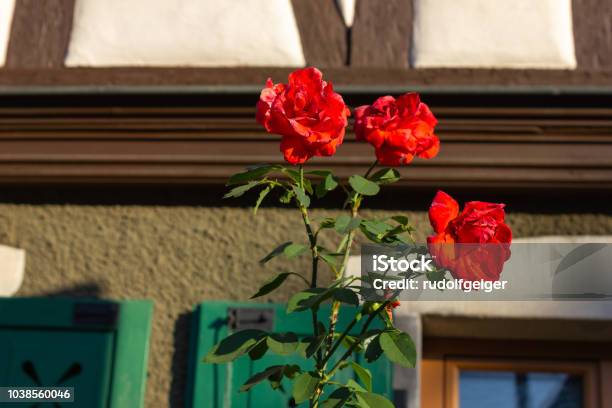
354,93,439,166
427,191,512,281
256,67,350,165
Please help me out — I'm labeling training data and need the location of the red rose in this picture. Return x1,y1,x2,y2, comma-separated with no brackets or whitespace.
354,93,439,166
427,191,512,281
256,67,350,165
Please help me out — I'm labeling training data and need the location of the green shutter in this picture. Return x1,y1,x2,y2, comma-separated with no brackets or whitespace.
0,298,153,408
186,301,393,407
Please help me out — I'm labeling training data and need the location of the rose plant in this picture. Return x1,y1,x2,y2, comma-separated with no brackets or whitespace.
205,67,511,407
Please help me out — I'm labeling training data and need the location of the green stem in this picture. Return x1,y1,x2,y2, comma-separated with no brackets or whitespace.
326,301,390,379
321,313,359,367
322,158,378,373
324,203,358,364
297,165,323,373
364,159,379,179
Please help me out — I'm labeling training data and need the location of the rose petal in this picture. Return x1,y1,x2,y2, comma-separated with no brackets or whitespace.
280,136,311,165
429,191,460,234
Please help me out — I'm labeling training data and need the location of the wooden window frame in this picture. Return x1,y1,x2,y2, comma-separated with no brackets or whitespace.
444,358,598,408
421,338,612,408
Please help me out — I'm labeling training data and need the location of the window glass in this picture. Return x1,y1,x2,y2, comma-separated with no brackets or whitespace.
460,370,583,408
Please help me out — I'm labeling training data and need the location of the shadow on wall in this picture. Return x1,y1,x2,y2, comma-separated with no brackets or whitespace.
169,311,192,408
38,283,103,298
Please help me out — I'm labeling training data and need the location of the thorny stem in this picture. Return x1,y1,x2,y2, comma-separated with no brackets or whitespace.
323,160,378,372
326,301,391,379
300,160,381,406
297,166,324,390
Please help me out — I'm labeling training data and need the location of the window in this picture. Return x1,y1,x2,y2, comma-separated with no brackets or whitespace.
447,359,597,408
420,337,612,408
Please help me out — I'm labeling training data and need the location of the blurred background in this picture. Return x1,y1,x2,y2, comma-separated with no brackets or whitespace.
0,0,611,407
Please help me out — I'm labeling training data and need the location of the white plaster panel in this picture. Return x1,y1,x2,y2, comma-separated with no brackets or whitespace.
337,0,356,27
65,0,305,67
0,244,25,297
0,0,15,66
412,0,577,69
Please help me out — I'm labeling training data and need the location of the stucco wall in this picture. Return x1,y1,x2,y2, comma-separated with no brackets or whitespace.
1,204,611,406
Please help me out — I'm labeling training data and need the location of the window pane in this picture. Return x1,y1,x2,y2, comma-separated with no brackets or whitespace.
459,370,583,408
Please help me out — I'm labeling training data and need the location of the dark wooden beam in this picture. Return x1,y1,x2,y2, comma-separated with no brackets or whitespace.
0,92,610,189
291,0,346,67
5,0,75,69
573,0,612,71
1,67,612,87
351,0,412,68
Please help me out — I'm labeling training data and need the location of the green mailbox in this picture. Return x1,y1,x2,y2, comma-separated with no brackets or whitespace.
0,298,153,407
186,301,393,407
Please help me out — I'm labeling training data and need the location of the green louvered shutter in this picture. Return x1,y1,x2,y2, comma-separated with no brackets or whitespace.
0,298,153,408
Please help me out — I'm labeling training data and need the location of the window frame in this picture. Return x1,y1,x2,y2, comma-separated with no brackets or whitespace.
444,358,599,408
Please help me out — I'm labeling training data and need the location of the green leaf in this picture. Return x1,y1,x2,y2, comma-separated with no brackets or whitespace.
370,168,400,185
286,280,349,313
360,220,393,237
318,251,338,271
316,173,339,198
335,215,362,235
227,164,279,185
284,168,313,195
248,338,268,360
318,217,336,230
334,214,351,233
364,335,383,363
253,185,273,214
297,334,326,358
223,181,260,199
267,332,299,355
293,185,311,208
251,272,304,299
346,379,367,392
323,174,339,190
281,168,311,194
204,329,266,363
426,268,446,283
279,189,294,204
286,288,327,313
268,369,285,390
292,372,320,404
239,365,285,392
333,288,359,306
350,362,372,392
306,334,326,358
379,330,416,368
283,364,301,379
283,243,309,259
354,392,394,408
259,241,293,264
391,215,409,225
306,170,333,177
321,387,353,408
338,334,364,353
315,182,327,199
349,175,380,196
